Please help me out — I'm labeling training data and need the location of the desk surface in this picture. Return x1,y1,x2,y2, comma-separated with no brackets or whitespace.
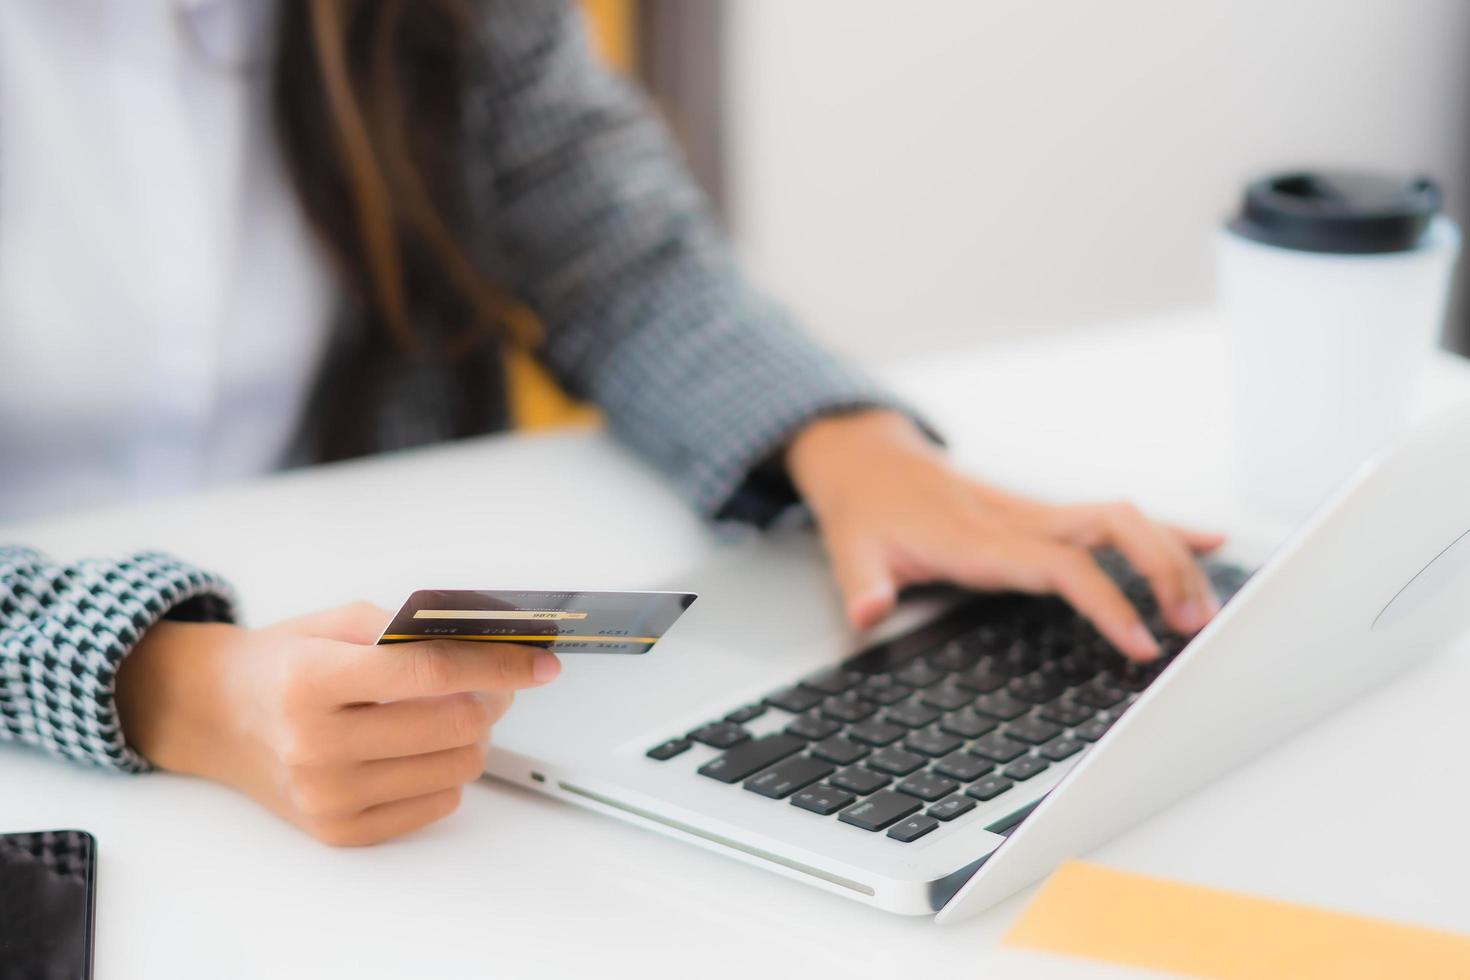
4,310,1469,978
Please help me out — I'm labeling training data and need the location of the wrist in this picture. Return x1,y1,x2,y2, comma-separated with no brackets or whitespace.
785,409,935,512
115,620,241,778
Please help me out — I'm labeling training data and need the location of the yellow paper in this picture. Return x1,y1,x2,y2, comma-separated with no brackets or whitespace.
1003,861,1470,979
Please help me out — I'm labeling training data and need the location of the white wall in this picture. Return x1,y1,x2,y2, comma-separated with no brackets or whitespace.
726,0,1470,360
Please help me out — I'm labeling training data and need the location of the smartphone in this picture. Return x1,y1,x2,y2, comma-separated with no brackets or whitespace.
0,830,96,980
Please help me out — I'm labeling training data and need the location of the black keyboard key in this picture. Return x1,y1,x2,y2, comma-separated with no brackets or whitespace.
887,814,940,842
697,733,805,783
1115,661,1158,692
885,702,942,728
957,625,1006,655
1003,646,1042,674
811,736,869,765
821,692,877,723
846,718,906,746
646,738,691,761
1074,708,1125,741
1076,678,1128,709
1009,670,1068,704
724,703,767,724
790,783,856,816
839,790,923,831
765,686,822,713
966,775,1014,801
1039,736,1085,762
785,713,842,740
1003,756,1051,781
955,662,1008,693
894,660,946,688
905,728,964,758
1039,700,1094,727
972,691,1030,720
1089,648,1130,677
938,708,997,740
866,747,926,776
928,644,978,671
859,680,912,705
920,685,974,711
1055,654,1099,684
932,751,992,782
1006,716,1064,745
971,732,1029,763
744,755,835,799
801,667,863,695
927,794,977,821
894,771,959,802
688,722,751,749
831,765,891,795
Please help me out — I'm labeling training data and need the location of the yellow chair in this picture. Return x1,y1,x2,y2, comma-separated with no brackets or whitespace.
502,0,634,431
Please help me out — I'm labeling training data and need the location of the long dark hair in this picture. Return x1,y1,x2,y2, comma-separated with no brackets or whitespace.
271,0,514,454
273,0,509,351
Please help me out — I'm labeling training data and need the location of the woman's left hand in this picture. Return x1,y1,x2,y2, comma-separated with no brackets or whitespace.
785,410,1225,662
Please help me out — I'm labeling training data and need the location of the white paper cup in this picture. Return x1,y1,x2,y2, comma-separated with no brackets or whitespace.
1218,172,1460,519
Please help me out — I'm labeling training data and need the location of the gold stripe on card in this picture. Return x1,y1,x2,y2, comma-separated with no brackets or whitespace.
380,634,658,644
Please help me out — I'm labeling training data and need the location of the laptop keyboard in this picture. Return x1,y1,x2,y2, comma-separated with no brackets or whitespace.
644,554,1251,844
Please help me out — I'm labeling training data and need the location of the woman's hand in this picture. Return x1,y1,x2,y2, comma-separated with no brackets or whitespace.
786,411,1225,661
116,603,560,845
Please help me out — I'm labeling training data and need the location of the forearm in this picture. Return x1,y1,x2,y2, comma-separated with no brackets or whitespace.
474,1,931,522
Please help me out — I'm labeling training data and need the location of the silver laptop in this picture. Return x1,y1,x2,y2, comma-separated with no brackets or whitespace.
483,399,1470,922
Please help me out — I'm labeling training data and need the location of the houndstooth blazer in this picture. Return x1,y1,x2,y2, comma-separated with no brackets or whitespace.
0,1,908,771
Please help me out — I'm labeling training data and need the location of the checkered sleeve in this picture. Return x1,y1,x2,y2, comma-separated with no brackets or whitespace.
470,1,934,525
0,546,236,772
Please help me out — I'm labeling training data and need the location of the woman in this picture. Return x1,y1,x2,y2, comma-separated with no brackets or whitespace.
0,0,1222,846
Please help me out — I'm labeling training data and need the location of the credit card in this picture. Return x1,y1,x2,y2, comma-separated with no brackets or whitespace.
376,589,698,654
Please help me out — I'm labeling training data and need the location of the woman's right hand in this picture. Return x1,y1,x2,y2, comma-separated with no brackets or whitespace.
115,603,560,845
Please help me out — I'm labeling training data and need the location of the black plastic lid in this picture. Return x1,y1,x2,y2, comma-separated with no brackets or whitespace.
1228,170,1441,254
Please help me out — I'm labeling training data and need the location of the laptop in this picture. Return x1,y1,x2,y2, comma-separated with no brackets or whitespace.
483,399,1470,921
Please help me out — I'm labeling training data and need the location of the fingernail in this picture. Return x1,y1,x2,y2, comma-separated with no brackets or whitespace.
849,587,895,629
1177,600,1204,628
533,652,561,684
1127,625,1160,660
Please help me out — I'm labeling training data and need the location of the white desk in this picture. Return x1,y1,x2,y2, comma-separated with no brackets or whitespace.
4,310,1470,978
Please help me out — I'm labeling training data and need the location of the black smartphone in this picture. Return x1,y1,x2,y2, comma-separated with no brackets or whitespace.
0,830,96,980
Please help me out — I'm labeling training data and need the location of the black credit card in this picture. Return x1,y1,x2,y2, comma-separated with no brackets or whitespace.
376,589,698,654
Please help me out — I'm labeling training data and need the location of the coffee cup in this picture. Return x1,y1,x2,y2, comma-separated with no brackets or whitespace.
1217,170,1460,518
